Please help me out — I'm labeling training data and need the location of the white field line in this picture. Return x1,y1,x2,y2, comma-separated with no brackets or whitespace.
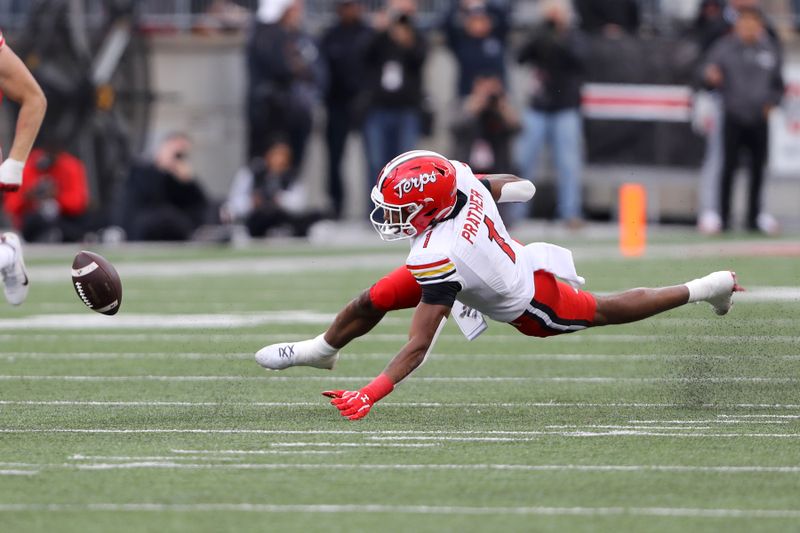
718,414,800,419
734,287,800,302
0,312,337,331
27,313,780,327
69,455,242,462
0,470,38,476
1,503,800,518
69,453,338,460
1,352,253,361
546,425,716,430
4,400,800,410
25,253,406,282
370,432,800,440
268,442,440,448
0,325,796,344
0,375,797,384
10,462,800,475
170,449,341,455
2,428,800,438
629,419,790,425
4,351,800,362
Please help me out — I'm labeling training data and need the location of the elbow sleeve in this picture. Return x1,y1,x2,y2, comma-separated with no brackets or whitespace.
498,180,536,203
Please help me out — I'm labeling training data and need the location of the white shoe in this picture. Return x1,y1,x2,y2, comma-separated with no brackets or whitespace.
704,271,741,316
697,211,722,235
255,339,339,370
1,233,29,306
755,213,780,236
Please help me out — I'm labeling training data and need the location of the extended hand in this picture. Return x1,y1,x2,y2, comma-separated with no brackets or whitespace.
322,389,375,421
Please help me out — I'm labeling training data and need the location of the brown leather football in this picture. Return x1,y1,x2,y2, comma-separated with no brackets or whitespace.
71,251,123,315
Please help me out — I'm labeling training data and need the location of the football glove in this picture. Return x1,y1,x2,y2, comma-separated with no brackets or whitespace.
322,373,394,421
323,390,374,420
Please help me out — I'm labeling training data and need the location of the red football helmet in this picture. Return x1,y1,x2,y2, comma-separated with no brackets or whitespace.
370,150,458,241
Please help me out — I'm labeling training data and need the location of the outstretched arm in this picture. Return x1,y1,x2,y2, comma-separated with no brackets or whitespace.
383,302,450,383
480,174,536,204
323,302,450,420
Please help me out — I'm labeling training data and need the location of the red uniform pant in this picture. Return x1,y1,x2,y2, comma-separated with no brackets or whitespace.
368,267,596,338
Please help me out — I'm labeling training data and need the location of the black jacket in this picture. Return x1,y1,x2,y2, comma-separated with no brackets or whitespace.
321,19,373,106
575,0,639,34
120,162,208,237
442,2,509,97
363,25,427,109
518,25,587,112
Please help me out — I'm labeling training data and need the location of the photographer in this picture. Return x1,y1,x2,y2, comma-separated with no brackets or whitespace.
360,0,428,200
516,0,587,228
442,0,510,99
450,75,519,175
224,139,324,238
2,148,89,242
120,132,210,241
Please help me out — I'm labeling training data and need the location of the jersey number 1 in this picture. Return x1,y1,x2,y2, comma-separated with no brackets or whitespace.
484,215,516,263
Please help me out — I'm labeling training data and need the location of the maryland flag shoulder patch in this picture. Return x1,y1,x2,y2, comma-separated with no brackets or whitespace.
406,257,457,285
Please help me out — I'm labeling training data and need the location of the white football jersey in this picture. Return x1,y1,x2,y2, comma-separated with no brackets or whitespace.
406,161,534,323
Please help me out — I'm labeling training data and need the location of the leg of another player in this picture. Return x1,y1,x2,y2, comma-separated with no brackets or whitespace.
0,232,29,306
593,271,742,326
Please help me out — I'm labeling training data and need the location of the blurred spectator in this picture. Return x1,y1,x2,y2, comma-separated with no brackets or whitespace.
361,0,428,196
450,75,519,174
120,132,210,241
793,0,800,32
703,7,783,234
246,0,323,164
573,0,640,36
224,139,323,237
689,0,729,234
321,0,373,219
689,0,730,52
691,0,781,234
442,0,510,98
724,0,782,46
516,0,587,227
2,148,89,242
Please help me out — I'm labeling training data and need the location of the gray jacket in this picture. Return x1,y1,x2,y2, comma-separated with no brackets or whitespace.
704,33,784,124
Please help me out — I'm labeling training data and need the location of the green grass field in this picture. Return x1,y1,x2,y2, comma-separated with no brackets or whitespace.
1,234,799,532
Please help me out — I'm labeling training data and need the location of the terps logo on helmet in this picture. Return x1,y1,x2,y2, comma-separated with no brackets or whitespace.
392,172,438,199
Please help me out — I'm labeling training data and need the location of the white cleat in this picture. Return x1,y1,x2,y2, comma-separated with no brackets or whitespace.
704,271,743,316
255,340,339,371
1,232,29,306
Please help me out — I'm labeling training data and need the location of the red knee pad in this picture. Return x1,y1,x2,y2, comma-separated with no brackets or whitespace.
369,266,422,312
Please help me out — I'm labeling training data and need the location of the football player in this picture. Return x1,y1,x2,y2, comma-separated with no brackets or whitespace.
0,31,46,305
256,150,742,420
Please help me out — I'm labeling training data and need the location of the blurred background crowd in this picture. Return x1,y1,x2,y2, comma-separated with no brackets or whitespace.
0,0,798,243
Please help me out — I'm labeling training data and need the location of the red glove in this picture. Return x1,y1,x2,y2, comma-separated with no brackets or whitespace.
322,374,394,421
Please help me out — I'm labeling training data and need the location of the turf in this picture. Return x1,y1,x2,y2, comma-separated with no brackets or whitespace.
1,236,799,532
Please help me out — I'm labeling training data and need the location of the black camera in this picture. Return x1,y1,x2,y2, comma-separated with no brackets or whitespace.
391,11,411,25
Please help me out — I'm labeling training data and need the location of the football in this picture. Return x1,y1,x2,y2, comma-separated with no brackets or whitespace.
71,251,123,315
